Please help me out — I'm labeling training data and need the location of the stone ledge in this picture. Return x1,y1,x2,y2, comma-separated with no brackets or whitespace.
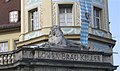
0,58,117,70
0,47,118,71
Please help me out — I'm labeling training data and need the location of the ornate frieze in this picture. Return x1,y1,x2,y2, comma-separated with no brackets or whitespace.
92,28,107,37
89,41,112,53
0,47,114,70
24,31,41,40
35,51,102,62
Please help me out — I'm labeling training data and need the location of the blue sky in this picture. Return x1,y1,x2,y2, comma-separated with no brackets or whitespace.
108,0,120,71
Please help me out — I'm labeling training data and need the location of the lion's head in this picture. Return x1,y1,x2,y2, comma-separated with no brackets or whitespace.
49,25,64,37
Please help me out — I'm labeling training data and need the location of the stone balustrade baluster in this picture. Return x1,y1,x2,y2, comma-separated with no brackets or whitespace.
8,54,12,64
1,55,4,65
4,55,8,64
0,52,15,65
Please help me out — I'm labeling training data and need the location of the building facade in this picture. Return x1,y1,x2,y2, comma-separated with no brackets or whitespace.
19,0,115,55
0,0,118,71
0,0,21,52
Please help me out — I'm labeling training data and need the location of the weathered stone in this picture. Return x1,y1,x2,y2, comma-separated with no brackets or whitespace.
0,26,117,71
0,47,117,71
43,25,87,50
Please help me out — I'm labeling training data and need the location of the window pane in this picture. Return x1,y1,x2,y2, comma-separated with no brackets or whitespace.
96,18,100,27
67,13,72,25
10,18,14,22
60,8,65,13
33,12,38,19
0,42,8,52
66,8,72,13
94,18,100,28
33,11,39,30
67,13,72,18
96,10,99,17
33,23,39,30
60,14,65,19
29,8,39,31
67,18,72,23
0,43,3,52
9,11,18,23
93,7,101,29
4,42,8,52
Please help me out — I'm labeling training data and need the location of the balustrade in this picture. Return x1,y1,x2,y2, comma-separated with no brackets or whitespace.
0,51,14,65
0,46,112,65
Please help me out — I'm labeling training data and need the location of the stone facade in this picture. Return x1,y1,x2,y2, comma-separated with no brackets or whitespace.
0,25,117,71
0,47,117,71
0,0,117,70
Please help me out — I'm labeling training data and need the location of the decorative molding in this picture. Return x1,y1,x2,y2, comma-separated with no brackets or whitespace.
24,31,41,40
75,2,80,26
39,4,43,28
37,51,102,62
52,3,57,26
89,41,112,53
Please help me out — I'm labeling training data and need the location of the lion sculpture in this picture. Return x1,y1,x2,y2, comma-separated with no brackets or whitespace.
47,25,87,50
48,25,67,46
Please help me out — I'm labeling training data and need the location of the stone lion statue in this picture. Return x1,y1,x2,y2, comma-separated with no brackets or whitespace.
47,25,87,50
48,25,67,46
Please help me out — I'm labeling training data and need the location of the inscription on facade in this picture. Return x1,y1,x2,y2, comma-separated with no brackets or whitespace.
35,51,102,62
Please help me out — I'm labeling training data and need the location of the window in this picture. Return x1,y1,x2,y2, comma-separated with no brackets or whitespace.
59,4,73,26
0,42,8,52
93,7,101,29
29,8,39,31
9,11,19,23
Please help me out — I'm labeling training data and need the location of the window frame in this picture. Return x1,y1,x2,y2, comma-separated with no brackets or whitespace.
59,4,73,26
9,11,19,23
56,3,75,26
28,8,39,31
93,6,102,29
